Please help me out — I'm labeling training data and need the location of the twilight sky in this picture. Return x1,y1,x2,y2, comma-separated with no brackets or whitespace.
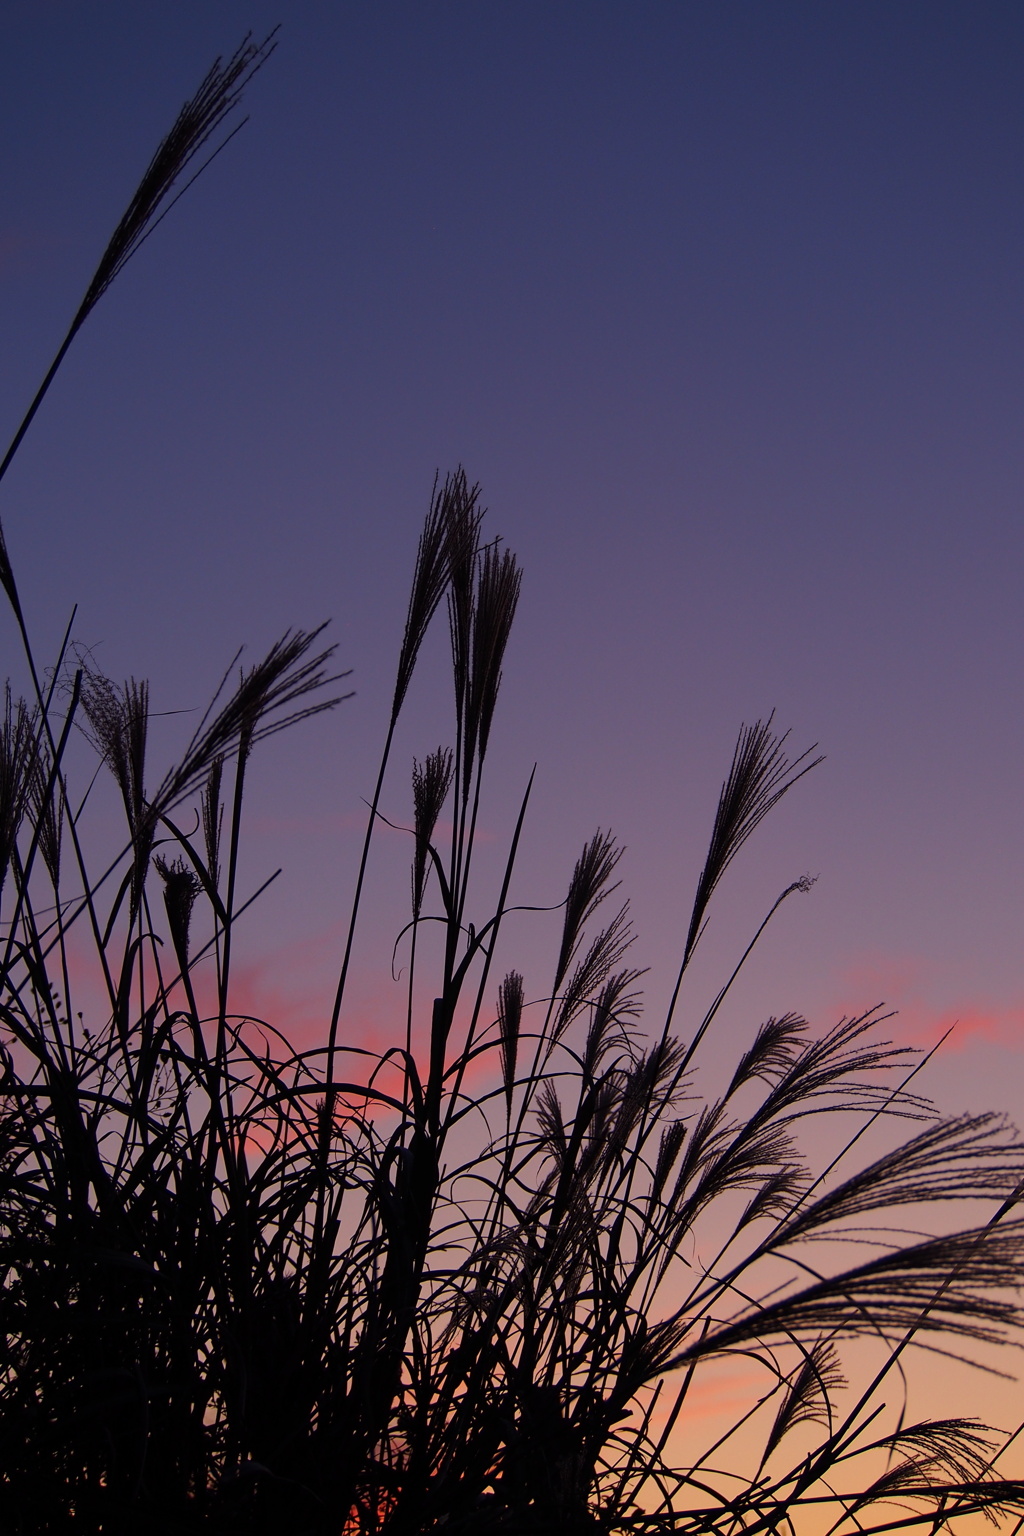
3,1,1024,1137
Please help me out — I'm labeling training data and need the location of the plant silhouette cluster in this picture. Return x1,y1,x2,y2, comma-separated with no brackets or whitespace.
3,36,1024,1536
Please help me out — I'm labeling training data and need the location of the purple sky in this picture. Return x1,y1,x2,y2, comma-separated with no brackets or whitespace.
3,1,1024,1130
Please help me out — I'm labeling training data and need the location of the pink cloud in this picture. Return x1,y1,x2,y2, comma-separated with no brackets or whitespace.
246,808,372,836
28,909,503,1120
186,925,409,1059
834,955,1024,1053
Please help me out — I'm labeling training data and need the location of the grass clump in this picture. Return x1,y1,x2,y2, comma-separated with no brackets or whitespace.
2,38,1024,1536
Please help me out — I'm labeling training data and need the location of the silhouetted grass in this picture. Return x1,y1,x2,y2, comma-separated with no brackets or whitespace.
2,38,1024,1536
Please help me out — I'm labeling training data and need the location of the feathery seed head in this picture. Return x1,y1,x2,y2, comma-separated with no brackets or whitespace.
28,739,63,892
465,542,521,780
447,471,484,720
395,468,482,723
763,1339,846,1459
555,904,635,1042
683,716,823,966
582,969,644,1079
154,625,347,815
80,670,149,835
155,855,202,973
74,33,278,333
555,830,624,993
412,747,453,916
652,1119,687,1201
0,688,37,898
201,757,224,891
498,970,524,1116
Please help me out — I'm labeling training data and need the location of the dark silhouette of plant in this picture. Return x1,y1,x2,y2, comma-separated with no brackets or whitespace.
2,37,1024,1536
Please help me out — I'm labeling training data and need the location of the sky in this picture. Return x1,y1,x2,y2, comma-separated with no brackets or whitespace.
2,0,1024,1139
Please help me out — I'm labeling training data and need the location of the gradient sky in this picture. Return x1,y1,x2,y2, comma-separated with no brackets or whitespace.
3,0,1024,1157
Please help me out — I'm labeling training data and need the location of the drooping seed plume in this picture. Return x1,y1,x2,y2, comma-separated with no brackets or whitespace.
412,748,454,917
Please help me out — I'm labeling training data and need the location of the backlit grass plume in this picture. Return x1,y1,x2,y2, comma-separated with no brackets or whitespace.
3,52,1024,1536
0,31,276,623
2,484,1024,1535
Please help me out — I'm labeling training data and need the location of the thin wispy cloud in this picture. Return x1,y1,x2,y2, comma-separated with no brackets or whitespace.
837,955,1024,1052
